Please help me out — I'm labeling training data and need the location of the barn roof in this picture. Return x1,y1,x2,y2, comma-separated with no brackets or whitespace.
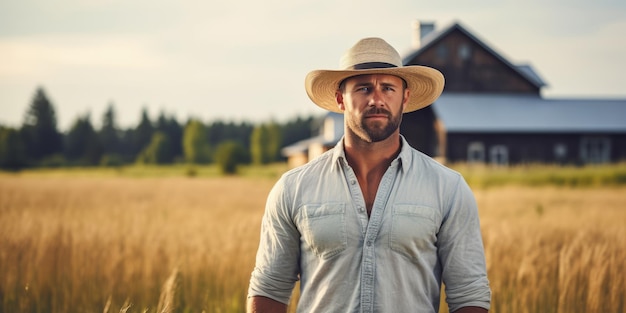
433,93,626,133
403,22,547,89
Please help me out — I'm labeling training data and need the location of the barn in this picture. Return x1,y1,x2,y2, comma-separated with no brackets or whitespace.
283,21,626,167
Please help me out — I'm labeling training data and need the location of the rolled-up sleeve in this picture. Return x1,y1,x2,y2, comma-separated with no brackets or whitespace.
248,175,301,304
438,176,491,312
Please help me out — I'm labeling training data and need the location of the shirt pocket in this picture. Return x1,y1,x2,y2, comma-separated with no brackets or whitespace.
301,203,347,259
390,205,439,262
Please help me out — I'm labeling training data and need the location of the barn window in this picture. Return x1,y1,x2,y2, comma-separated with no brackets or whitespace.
490,145,508,166
580,136,611,164
437,44,449,60
459,44,472,60
554,143,567,161
467,142,485,163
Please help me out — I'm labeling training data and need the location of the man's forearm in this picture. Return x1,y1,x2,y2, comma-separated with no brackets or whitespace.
454,306,488,313
247,296,288,313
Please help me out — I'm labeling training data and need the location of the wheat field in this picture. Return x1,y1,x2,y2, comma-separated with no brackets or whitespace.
0,173,624,313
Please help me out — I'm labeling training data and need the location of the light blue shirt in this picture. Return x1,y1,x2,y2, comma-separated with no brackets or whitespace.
248,136,491,312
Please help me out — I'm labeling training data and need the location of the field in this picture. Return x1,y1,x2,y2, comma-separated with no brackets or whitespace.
0,165,625,313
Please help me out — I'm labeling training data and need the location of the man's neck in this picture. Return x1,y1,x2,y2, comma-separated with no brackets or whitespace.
343,132,401,176
343,132,401,216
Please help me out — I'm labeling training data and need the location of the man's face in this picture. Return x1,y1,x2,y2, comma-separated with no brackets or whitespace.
336,74,409,143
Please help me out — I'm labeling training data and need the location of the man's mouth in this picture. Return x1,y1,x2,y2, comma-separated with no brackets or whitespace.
365,114,389,119
364,107,391,118
364,110,391,119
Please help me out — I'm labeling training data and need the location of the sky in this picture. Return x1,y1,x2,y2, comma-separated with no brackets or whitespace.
1,0,625,131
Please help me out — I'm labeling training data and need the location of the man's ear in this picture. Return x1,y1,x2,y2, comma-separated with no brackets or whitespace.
335,91,346,111
402,88,410,111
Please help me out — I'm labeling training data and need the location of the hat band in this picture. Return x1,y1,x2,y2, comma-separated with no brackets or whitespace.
347,62,398,70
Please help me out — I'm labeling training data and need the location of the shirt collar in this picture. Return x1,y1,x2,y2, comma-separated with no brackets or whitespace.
330,135,413,174
330,137,347,172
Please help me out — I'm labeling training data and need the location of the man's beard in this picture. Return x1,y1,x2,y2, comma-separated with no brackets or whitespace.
347,106,402,143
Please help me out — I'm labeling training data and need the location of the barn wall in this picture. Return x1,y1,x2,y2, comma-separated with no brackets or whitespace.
400,106,438,156
446,133,626,165
406,29,540,94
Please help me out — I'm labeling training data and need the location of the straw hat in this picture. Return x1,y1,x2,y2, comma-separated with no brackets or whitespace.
305,37,444,113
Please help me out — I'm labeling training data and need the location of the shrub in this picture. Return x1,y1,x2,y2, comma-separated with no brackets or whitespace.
100,154,125,167
214,141,247,175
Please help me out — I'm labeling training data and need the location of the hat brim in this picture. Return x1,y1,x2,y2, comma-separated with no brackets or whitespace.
305,66,444,113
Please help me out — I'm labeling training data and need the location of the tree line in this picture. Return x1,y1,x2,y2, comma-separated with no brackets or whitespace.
0,87,318,173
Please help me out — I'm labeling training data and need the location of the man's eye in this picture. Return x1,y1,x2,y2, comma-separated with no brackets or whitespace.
357,87,370,93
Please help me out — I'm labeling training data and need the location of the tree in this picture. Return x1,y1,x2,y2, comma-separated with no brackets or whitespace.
207,120,254,147
182,119,210,164
0,127,27,170
250,122,282,165
136,132,172,164
65,114,102,165
214,141,247,174
133,108,154,157
99,102,121,156
156,112,183,161
117,128,136,163
280,115,314,147
21,87,63,161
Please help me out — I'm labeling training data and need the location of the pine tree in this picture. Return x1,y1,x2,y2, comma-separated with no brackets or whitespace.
21,87,63,161
133,108,154,157
280,115,314,147
65,114,102,165
156,112,183,161
99,102,121,156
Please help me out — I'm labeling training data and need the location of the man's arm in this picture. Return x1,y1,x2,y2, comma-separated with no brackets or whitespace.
454,307,488,313
247,296,288,313
440,177,491,312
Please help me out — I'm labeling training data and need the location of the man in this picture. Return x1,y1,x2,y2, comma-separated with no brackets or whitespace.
247,37,491,313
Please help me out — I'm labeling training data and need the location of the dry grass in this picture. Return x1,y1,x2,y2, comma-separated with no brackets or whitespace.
0,175,624,312
0,175,273,313
472,186,626,313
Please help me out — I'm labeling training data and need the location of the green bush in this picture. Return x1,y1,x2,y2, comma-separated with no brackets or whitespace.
100,154,125,167
214,141,248,175
39,154,67,168
185,165,198,177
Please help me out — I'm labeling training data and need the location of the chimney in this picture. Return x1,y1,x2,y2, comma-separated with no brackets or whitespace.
412,21,435,49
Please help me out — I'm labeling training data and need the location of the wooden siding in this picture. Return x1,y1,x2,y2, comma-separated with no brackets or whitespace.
446,133,626,164
400,106,438,156
406,29,540,94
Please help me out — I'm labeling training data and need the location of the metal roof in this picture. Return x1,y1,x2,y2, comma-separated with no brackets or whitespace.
433,93,626,133
281,112,344,156
515,64,547,88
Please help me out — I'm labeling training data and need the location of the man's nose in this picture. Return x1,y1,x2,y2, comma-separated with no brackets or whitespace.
368,88,385,106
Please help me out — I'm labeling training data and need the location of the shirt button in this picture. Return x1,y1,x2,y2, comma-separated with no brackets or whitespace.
358,206,364,212
350,180,357,185
366,241,372,246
